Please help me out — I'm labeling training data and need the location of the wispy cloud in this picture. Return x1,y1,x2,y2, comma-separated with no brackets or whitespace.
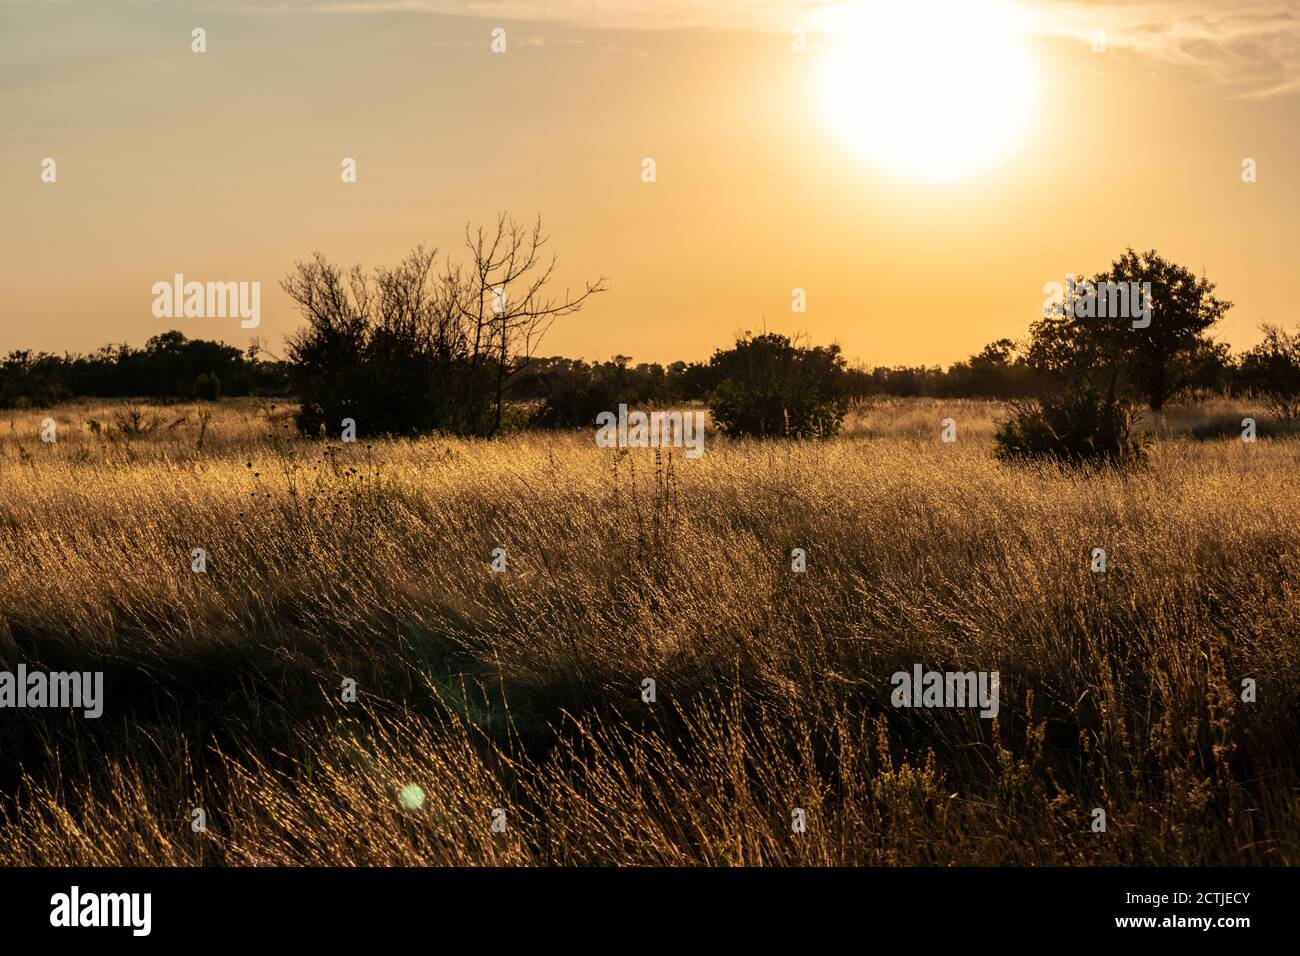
1027,1,1300,98
238,0,801,31
234,0,1300,97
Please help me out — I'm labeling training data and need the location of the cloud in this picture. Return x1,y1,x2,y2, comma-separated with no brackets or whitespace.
241,0,800,31
236,0,1300,97
1028,1,1300,98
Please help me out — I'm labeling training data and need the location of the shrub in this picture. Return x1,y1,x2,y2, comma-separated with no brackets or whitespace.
706,332,848,438
111,407,166,437
994,386,1147,466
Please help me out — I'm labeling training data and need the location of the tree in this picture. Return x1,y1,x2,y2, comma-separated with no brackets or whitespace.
282,254,380,433
706,332,848,438
283,214,606,437
1238,324,1300,419
455,214,607,434
1026,249,1231,410
1106,249,1230,410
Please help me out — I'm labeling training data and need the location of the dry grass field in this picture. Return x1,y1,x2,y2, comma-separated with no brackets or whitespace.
0,397,1297,865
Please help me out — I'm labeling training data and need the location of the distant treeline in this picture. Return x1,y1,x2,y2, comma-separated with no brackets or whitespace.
0,331,291,407
512,336,1261,405
0,327,1287,411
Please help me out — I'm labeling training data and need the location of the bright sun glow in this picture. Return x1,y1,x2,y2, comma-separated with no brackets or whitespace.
815,0,1038,182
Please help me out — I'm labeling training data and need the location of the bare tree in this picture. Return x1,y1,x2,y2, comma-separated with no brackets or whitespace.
281,215,605,436
458,213,607,432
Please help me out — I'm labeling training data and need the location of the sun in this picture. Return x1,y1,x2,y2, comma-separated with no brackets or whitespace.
814,0,1038,182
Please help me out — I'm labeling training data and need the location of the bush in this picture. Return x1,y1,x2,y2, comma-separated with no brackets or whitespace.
706,332,848,439
994,386,1147,466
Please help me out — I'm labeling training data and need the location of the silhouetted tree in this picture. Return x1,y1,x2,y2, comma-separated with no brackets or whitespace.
706,332,848,438
1238,324,1300,419
1026,249,1231,410
283,215,605,437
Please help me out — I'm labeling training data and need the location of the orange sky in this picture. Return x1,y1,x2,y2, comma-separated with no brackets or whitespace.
3,1,1299,368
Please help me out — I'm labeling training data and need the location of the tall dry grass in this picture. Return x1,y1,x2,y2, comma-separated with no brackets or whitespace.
0,397,1296,864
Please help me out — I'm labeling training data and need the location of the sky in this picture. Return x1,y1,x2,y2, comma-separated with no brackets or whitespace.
3,0,1299,368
